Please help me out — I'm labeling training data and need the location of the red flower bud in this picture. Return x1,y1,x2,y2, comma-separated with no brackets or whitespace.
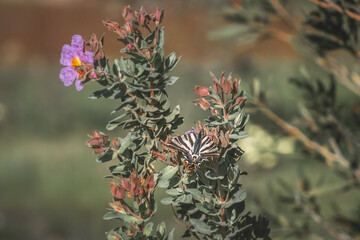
139,9,151,25
195,98,210,110
194,86,209,96
219,75,232,93
152,7,163,25
110,181,126,199
152,151,166,161
235,96,247,105
122,5,135,22
232,78,239,94
112,138,119,147
126,44,134,50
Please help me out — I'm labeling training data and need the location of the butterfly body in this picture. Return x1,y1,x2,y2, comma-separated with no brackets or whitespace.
167,131,219,170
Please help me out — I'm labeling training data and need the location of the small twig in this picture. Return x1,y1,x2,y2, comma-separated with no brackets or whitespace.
270,0,300,30
170,204,200,240
317,56,360,97
309,0,360,21
254,100,360,179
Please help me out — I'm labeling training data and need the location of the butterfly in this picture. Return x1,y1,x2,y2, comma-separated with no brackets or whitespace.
167,130,219,170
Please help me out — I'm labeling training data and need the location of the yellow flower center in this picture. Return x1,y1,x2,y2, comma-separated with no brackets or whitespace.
71,56,81,68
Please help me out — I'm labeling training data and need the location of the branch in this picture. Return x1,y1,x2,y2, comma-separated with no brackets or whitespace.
254,100,360,179
270,0,300,30
317,56,360,97
309,0,360,21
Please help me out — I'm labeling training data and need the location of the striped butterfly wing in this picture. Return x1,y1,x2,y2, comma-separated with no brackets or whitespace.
199,135,219,157
167,132,197,155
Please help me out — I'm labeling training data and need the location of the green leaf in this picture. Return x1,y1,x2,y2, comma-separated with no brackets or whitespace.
144,222,153,236
164,105,180,122
106,113,128,131
117,133,133,154
111,98,136,114
205,170,224,180
189,218,217,235
166,188,184,196
175,194,193,205
223,188,247,208
229,131,249,140
96,148,116,163
103,211,142,223
185,188,202,201
157,27,165,49
145,31,156,44
196,202,217,216
167,228,175,240
156,221,166,240
140,39,149,49
164,52,181,73
157,166,180,188
160,197,175,206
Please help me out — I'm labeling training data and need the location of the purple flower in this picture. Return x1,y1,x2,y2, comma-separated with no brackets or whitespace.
59,35,94,91
185,130,197,135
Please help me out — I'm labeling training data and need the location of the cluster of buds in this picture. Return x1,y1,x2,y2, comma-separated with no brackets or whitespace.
110,171,156,200
196,122,231,148
212,71,239,94
86,130,110,154
84,33,105,61
194,72,247,118
103,6,164,39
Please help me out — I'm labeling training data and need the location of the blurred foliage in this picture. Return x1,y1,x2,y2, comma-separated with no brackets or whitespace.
212,0,360,239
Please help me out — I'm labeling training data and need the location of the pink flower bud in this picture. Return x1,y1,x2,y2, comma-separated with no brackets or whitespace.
196,98,210,110
110,181,126,199
194,86,210,96
122,5,135,22
152,7,163,25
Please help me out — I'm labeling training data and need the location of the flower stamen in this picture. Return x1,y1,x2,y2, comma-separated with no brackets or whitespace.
71,56,82,68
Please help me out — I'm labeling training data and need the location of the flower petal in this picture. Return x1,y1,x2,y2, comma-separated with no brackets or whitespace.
60,44,75,66
81,51,94,64
59,67,77,86
71,35,84,53
75,79,85,91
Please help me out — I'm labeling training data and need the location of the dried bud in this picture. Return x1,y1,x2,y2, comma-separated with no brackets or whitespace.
112,137,120,148
103,19,127,38
144,174,156,191
124,22,132,33
126,44,134,51
194,86,209,96
195,98,210,110
152,7,164,25
219,75,232,93
84,33,105,60
232,78,238,94
152,151,166,161
122,5,135,22
103,19,119,32
219,130,228,147
110,181,126,199
86,131,109,154
138,9,151,25
109,202,124,213
235,96,247,105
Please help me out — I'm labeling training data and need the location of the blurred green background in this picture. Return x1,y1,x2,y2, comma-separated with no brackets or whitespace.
1,0,354,239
